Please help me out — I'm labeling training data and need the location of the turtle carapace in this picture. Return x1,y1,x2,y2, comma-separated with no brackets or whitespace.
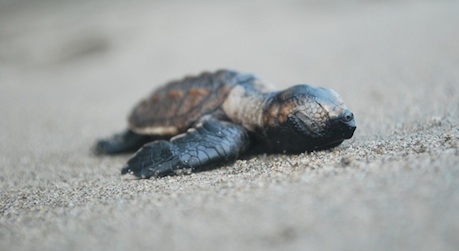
94,70,356,178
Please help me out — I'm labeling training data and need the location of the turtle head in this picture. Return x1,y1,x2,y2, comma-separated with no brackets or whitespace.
264,84,356,153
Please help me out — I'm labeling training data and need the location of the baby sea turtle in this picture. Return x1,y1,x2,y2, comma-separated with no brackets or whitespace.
94,70,356,178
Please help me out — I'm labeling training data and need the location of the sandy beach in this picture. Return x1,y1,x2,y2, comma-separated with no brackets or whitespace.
1,1,458,250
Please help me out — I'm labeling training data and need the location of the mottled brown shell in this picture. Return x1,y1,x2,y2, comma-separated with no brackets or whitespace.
128,70,247,136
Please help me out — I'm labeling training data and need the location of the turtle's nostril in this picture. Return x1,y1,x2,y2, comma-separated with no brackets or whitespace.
341,110,354,122
345,114,353,121
342,110,354,122
338,110,356,137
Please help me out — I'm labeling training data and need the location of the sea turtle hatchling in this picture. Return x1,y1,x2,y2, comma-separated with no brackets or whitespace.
94,70,356,178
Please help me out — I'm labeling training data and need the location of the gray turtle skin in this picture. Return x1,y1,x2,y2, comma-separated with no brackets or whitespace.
94,70,356,178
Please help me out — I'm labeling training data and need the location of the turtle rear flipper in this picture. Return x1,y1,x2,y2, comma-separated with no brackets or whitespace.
93,130,152,155
121,119,251,178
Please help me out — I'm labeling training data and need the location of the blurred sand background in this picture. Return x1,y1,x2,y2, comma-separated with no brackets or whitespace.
1,0,458,250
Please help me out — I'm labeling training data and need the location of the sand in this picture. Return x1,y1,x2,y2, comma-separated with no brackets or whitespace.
1,1,458,250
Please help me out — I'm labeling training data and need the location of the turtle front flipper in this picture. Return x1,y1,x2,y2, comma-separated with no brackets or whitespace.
93,130,152,155
121,119,251,178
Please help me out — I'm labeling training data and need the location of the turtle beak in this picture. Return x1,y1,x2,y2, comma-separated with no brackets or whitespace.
332,109,356,139
342,121,356,139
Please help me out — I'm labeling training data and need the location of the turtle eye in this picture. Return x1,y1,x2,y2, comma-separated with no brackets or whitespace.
293,112,320,133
